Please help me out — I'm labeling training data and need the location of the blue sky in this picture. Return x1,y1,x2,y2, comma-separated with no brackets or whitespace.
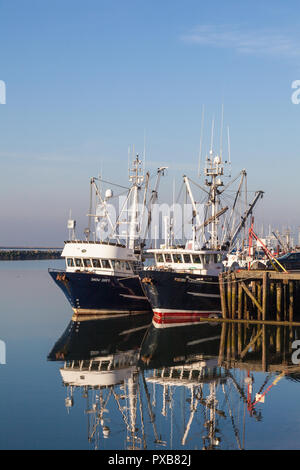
1,0,300,245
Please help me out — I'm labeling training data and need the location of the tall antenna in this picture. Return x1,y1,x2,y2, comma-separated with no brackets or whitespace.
143,130,146,174
227,126,231,165
198,105,205,177
227,126,231,164
128,146,131,177
219,104,224,161
210,115,215,154
172,177,176,207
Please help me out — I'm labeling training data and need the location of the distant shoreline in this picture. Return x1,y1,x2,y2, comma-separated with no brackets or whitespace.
0,249,62,261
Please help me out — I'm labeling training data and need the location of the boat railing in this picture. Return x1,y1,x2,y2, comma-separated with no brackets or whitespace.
48,268,65,273
64,240,126,248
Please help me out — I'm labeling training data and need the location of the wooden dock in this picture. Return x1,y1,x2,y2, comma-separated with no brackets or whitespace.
219,270,300,323
217,321,300,373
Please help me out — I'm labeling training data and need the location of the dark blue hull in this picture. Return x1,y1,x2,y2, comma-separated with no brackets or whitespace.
49,269,151,315
139,270,221,326
48,312,152,361
139,321,222,369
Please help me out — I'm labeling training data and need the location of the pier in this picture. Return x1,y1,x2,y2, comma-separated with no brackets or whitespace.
217,321,300,373
0,249,62,261
219,270,300,323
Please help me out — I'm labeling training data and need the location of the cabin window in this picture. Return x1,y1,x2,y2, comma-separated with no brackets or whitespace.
125,262,131,271
204,254,211,264
92,259,101,268
156,254,164,263
83,259,92,268
173,254,182,263
164,253,172,263
111,260,121,270
213,254,222,263
67,258,74,267
75,258,83,267
192,255,201,264
183,254,192,263
102,259,111,269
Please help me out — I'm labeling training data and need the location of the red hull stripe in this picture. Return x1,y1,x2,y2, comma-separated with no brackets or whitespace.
153,311,221,325
153,311,219,317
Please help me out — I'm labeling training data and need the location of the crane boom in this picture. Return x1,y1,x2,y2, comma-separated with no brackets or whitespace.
228,191,264,250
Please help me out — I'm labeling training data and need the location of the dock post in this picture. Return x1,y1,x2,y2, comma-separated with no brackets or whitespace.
237,321,242,355
289,281,294,323
226,323,231,362
276,283,282,322
276,326,281,353
231,323,236,359
238,282,243,320
270,281,275,313
262,324,267,372
227,274,232,318
262,272,268,321
219,273,228,319
257,281,262,321
231,273,236,319
283,281,288,321
218,323,227,366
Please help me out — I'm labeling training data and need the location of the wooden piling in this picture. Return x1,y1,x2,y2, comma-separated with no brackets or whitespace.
231,273,237,319
276,283,282,322
262,324,267,372
257,282,262,321
237,321,242,355
218,323,227,366
238,283,243,320
219,273,228,319
219,270,300,324
289,281,294,323
227,275,232,319
262,272,268,321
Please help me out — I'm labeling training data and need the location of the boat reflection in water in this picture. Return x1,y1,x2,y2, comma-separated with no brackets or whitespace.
48,312,152,450
48,314,300,450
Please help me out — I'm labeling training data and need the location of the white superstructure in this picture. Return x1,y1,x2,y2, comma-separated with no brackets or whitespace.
62,241,140,277
146,246,224,276
61,351,139,387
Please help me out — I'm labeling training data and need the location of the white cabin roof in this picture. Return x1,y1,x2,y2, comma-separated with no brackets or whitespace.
62,241,138,261
147,247,224,255
60,366,137,387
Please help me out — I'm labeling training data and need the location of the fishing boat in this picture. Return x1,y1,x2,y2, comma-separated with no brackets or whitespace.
48,313,152,450
139,140,263,326
49,154,166,315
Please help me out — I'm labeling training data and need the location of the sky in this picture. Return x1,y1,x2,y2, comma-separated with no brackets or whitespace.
1,0,300,245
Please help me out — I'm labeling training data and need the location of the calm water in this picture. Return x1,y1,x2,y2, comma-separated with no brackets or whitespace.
1,260,300,450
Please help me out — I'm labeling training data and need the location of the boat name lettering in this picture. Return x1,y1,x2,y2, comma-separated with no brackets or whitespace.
91,278,109,282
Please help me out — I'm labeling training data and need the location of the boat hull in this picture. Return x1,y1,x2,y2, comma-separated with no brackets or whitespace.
139,270,221,326
49,269,151,315
139,321,222,369
48,312,152,360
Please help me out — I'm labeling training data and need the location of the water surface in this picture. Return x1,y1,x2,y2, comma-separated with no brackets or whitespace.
1,260,300,450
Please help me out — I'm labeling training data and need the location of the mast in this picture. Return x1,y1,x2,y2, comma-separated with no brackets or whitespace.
142,166,167,246
228,190,264,251
204,151,224,249
128,155,144,250
183,175,204,249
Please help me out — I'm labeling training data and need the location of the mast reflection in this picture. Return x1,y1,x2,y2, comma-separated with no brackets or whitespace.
48,315,300,450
